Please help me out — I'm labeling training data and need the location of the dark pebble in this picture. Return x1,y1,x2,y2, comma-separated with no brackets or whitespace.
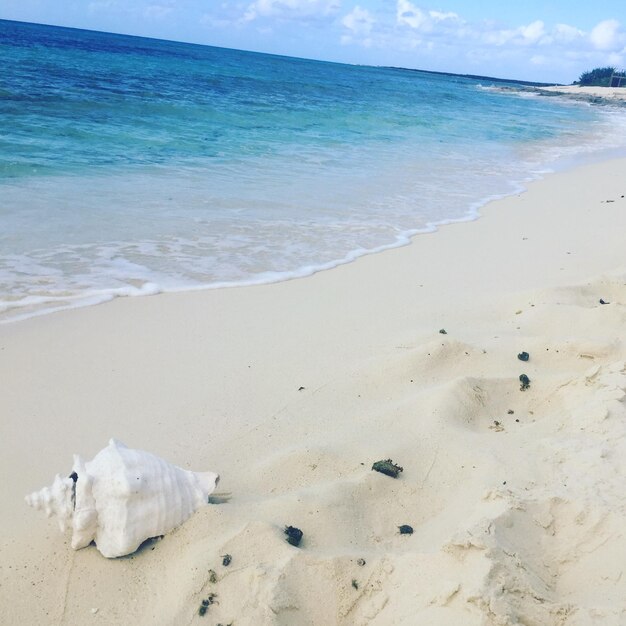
284,525,303,547
517,351,529,361
372,459,403,478
519,374,530,391
398,525,414,535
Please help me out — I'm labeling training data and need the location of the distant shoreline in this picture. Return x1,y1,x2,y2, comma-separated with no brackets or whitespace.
385,65,559,87
532,84,626,105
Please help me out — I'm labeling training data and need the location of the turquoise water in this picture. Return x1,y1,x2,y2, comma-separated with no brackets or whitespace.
2,19,626,321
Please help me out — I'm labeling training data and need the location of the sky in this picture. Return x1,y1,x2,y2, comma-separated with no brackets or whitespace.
2,1,626,83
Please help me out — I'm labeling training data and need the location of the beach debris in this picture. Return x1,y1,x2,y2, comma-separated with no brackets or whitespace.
519,374,531,391
209,569,217,584
352,579,359,590
372,459,403,478
490,420,504,432
284,525,303,547
298,386,305,391
599,299,610,305
222,554,232,567
439,329,447,334
517,351,530,361
24,439,219,558
507,409,514,414
398,525,414,535
198,594,217,616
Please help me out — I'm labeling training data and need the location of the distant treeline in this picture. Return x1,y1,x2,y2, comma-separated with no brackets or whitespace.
576,67,624,87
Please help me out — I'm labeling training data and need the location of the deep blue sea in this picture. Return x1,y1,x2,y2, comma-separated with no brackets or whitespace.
2,19,626,322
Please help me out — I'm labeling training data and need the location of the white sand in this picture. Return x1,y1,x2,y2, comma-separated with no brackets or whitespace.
539,85,626,103
1,158,626,625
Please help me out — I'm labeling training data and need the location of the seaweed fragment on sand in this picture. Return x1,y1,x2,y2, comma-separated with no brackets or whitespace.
398,525,414,535
372,459,403,478
519,374,531,391
352,579,359,590
599,299,610,305
517,351,529,361
284,525,303,547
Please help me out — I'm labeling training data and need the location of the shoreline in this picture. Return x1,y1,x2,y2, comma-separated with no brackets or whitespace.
4,87,626,325
1,157,626,624
534,84,626,105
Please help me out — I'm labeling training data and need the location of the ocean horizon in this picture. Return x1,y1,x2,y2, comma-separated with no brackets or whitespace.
2,18,626,323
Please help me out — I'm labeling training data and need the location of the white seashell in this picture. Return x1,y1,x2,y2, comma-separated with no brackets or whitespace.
25,439,219,558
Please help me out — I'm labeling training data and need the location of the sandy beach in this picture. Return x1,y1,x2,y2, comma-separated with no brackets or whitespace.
1,156,626,625
537,85,626,104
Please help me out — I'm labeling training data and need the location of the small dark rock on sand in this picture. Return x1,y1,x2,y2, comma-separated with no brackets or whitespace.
198,594,217,616
439,328,447,334
372,459,403,478
222,554,232,567
519,374,531,391
398,525,414,535
507,409,514,414
517,351,530,361
284,525,303,547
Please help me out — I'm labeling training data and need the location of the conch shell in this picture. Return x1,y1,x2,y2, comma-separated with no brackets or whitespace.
25,439,219,558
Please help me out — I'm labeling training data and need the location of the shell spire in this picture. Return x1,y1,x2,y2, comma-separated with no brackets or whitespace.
25,473,74,532
25,440,220,558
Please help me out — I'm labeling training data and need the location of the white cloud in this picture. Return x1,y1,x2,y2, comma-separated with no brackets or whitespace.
519,20,545,43
429,10,458,23
342,6,375,36
590,19,622,50
243,0,340,22
396,0,427,30
554,23,584,43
